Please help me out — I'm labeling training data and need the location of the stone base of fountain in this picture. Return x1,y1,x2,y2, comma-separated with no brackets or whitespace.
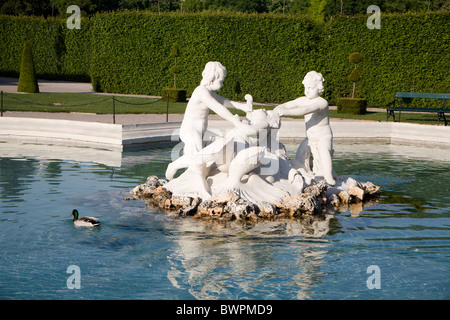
130,175,380,221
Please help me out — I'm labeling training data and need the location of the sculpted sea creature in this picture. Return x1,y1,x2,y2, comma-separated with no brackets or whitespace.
220,146,289,204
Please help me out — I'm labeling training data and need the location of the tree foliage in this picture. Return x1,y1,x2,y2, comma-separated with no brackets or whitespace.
1,0,448,17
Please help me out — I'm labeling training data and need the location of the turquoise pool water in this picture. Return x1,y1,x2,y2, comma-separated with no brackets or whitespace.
0,140,449,299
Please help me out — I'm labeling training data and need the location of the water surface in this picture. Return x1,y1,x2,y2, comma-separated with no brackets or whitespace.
0,140,449,299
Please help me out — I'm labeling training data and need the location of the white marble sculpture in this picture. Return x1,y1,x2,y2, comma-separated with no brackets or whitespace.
274,71,336,186
132,65,380,219
165,67,334,203
178,61,255,158
164,103,298,204
164,62,320,203
165,62,254,178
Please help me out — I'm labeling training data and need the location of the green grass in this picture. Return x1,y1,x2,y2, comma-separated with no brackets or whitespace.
329,109,446,125
1,92,446,125
1,92,187,114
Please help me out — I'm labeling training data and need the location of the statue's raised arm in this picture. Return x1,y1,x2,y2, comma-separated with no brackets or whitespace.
179,61,255,157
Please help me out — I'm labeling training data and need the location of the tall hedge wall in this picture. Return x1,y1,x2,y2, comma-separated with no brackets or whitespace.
1,11,449,106
0,15,91,82
89,11,323,103
322,11,450,107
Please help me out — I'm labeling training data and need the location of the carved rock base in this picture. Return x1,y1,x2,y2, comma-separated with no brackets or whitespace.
129,175,380,222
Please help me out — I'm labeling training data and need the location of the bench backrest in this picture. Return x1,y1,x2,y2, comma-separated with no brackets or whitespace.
395,92,450,99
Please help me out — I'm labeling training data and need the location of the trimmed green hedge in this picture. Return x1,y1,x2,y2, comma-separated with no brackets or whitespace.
322,12,450,107
0,15,91,82
88,11,322,103
1,11,449,106
161,88,187,102
337,98,367,114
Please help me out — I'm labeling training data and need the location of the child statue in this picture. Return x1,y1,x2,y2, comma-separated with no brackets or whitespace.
165,62,255,196
274,71,336,185
179,61,255,158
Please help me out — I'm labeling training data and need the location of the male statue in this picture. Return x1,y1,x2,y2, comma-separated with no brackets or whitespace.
274,71,336,185
166,61,255,181
179,61,254,158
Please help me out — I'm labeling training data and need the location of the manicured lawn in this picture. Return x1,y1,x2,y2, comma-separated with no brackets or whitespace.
1,92,187,114
331,109,444,125
1,92,445,125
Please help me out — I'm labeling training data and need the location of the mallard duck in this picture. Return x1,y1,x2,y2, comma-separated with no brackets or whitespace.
71,209,101,227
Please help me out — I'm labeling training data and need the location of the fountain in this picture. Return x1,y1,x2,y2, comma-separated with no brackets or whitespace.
130,63,380,221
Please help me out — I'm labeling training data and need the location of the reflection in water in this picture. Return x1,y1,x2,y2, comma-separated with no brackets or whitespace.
0,157,38,200
1,140,449,299
167,215,333,299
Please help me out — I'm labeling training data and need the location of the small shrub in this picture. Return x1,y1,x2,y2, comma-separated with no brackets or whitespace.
349,52,364,64
17,41,39,93
161,88,186,102
336,97,367,114
161,43,186,101
347,52,364,99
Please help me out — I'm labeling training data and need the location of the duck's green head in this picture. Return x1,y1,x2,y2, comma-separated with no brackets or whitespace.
71,209,79,220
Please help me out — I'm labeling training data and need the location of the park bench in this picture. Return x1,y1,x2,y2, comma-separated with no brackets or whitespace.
386,92,450,126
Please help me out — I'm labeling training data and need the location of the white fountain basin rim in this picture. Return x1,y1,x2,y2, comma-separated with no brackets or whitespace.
0,117,449,152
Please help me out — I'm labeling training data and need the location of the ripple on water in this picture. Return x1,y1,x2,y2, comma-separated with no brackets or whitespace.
0,141,449,299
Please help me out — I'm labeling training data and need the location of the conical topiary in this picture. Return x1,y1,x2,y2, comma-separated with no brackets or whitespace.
18,41,39,93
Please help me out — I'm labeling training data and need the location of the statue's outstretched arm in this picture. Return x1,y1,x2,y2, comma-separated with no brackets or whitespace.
274,98,326,117
212,91,253,113
202,89,256,137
